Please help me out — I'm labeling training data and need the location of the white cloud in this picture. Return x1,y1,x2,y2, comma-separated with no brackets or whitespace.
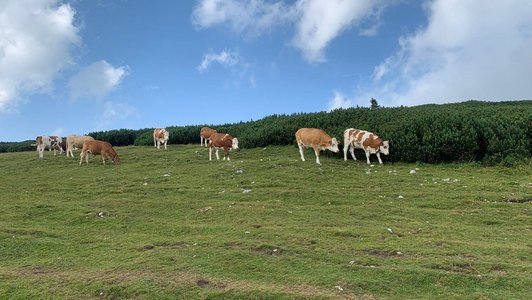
368,0,532,106
51,127,64,137
191,0,292,37
197,50,239,72
292,0,383,63
192,0,386,63
328,91,353,111
0,0,80,112
94,101,137,131
69,60,129,100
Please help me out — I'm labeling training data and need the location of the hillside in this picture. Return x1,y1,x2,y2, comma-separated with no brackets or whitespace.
2,100,531,164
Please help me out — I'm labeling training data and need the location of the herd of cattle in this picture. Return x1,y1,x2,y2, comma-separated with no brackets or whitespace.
35,127,389,166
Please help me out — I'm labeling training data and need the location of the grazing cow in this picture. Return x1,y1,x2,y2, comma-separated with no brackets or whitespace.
208,133,239,161
295,128,339,165
36,135,63,158
200,127,217,147
66,135,95,158
50,139,66,154
153,128,170,150
343,128,389,164
79,140,120,166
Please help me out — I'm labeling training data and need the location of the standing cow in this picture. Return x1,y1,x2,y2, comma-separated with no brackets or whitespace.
79,140,120,166
208,133,239,161
36,136,63,158
66,135,95,158
200,127,217,147
343,128,389,164
153,128,170,150
295,128,339,165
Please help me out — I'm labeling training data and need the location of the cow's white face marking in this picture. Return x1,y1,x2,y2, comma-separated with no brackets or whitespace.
380,141,390,155
328,138,339,153
232,138,239,150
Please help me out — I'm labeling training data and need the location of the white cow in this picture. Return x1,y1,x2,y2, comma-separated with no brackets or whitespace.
295,128,339,165
153,128,170,150
343,128,389,164
66,135,95,158
36,136,63,158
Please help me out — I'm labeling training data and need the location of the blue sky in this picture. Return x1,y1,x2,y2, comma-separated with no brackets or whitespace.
1,0,531,142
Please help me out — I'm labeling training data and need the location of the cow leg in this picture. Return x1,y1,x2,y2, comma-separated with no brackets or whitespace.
343,142,350,161
376,152,383,164
365,151,371,164
209,147,213,160
350,144,357,161
297,143,305,162
215,149,220,160
37,145,44,159
79,151,85,165
312,146,321,165
164,141,167,150
201,136,204,147
102,155,106,165
224,147,230,161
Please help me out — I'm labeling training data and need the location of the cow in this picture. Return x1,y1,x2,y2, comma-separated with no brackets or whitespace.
36,135,63,158
79,140,120,166
200,127,217,147
208,132,239,161
153,128,170,150
66,135,95,158
295,128,339,165
343,128,389,164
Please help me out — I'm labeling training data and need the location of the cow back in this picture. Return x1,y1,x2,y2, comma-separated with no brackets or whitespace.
200,127,217,138
296,128,332,146
209,133,235,148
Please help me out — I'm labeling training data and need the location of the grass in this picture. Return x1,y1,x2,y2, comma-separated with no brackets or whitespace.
0,145,530,299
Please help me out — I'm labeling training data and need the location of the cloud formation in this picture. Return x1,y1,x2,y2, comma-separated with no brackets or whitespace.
292,0,382,62
191,0,292,37
366,0,532,106
328,91,353,111
93,101,137,131
192,0,384,63
0,0,80,112
197,50,240,72
68,61,129,100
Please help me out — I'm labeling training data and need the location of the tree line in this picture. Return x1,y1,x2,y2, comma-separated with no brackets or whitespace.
2,100,530,165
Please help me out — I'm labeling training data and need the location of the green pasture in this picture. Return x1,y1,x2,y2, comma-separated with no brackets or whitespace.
0,145,530,299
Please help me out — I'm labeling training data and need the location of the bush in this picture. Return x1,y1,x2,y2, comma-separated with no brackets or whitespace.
2,100,530,164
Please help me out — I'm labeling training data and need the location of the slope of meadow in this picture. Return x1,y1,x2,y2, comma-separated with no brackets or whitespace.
0,145,530,299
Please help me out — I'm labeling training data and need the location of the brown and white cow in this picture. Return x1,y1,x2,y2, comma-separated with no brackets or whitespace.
36,135,63,158
153,128,170,150
200,127,217,147
79,140,120,166
343,128,389,164
208,132,239,161
66,135,95,158
295,128,339,165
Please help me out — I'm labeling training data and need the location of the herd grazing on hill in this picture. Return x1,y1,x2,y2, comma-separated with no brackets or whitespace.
35,126,389,165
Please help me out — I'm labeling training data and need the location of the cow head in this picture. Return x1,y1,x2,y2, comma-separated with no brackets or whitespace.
380,141,390,155
112,154,120,164
329,138,339,153
231,137,239,150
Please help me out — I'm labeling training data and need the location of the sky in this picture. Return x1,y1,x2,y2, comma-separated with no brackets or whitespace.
1,0,531,142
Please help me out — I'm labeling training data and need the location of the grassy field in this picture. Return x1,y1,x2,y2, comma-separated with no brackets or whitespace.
0,145,530,299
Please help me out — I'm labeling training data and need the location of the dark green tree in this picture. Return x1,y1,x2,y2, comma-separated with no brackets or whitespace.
370,98,380,109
